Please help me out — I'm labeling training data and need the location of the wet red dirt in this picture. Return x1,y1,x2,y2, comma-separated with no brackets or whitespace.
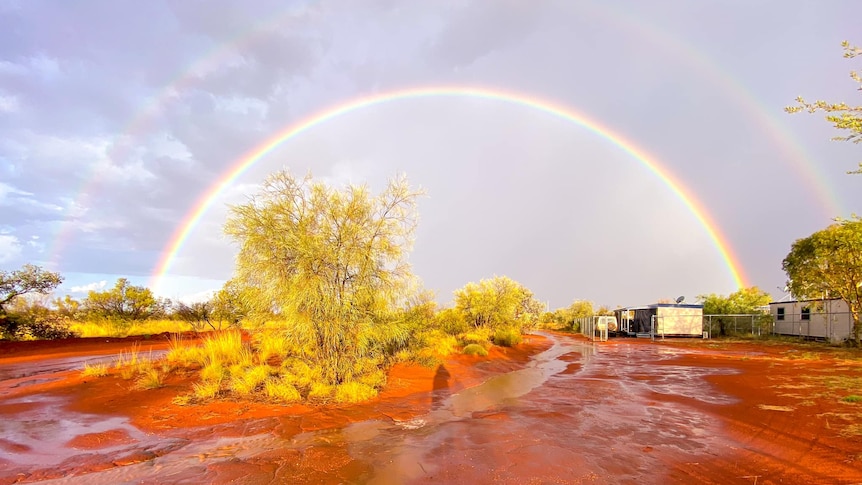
1,332,861,484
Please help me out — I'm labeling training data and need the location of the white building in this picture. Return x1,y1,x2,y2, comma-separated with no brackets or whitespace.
769,298,855,343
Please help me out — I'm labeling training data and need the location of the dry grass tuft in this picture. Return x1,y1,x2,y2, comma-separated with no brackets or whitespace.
758,404,795,412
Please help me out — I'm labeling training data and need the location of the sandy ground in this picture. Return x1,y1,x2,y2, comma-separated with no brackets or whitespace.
1,332,861,484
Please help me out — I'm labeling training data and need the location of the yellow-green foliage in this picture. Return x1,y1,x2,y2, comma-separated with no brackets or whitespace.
114,343,141,368
202,330,250,365
418,330,459,356
463,343,489,356
69,319,194,338
458,327,492,347
334,382,378,403
265,377,301,402
435,307,468,335
254,330,289,364
166,338,205,367
359,369,387,389
135,368,165,389
308,382,335,400
194,380,221,400
81,362,108,377
282,358,321,389
493,327,522,347
230,365,271,396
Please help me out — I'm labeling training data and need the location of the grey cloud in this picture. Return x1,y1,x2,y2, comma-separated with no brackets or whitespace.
426,0,550,70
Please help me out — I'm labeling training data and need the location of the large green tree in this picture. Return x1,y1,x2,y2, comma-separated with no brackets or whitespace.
782,220,862,345
697,287,772,336
0,264,68,339
83,278,166,321
453,275,543,330
786,41,862,174
224,170,423,382
0,264,63,313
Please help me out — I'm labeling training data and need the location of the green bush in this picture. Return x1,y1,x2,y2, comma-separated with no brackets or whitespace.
493,327,522,347
463,343,489,356
843,395,862,403
435,308,469,335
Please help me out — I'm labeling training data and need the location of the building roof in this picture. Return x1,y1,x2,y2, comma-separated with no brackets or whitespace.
617,303,704,310
768,297,843,305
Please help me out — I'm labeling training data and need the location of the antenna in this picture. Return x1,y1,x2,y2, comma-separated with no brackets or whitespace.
675,295,685,304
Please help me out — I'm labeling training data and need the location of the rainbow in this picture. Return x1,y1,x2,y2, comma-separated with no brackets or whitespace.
582,1,844,216
149,86,747,293
46,6,844,270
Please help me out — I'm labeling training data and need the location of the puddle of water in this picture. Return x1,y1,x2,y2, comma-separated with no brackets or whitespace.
0,396,159,467
10,334,744,484
0,351,168,388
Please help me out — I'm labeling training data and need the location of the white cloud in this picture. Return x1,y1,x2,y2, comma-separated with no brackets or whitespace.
0,95,19,113
70,280,107,293
0,234,23,263
177,288,218,304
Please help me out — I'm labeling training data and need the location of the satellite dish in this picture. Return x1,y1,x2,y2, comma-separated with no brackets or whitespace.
675,295,685,304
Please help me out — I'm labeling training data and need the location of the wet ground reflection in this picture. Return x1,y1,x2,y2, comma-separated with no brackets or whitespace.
4,334,743,484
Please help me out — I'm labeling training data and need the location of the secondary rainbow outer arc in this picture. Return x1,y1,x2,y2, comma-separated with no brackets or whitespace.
43,3,317,269
149,86,747,294
583,1,843,218
48,6,843,271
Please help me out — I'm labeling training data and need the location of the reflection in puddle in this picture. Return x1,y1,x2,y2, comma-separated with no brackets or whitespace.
6,334,743,484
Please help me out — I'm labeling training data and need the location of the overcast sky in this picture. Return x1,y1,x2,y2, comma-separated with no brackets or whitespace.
1,0,860,309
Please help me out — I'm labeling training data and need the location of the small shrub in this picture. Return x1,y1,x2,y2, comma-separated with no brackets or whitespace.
230,365,270,396
135,368,165,389
255,331,289,364
202,330,249,365
308,382,334,400
334,382,378,403
201,361,225,383
194,380,221,400
115,343,141,368
167,334,205,366
265,377,301,402
843,395,862,403
81,362,109,377
172,394,192,406
459,329,492,347
493,327,522,347
463,344,489,356
284,359,321,388
119,366,137,380
359,369,387,389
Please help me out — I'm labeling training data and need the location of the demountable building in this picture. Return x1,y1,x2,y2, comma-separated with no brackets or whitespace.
614,303,704,338
769,298,854,343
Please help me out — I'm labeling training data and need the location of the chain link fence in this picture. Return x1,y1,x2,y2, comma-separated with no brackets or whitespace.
702,313,774,338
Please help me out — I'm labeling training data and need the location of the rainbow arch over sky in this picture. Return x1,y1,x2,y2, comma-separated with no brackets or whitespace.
149,85,748,294
44,4,844,270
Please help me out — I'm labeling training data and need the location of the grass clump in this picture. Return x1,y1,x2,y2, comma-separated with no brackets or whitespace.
493,327,522,347
308,382,335,401
265,377,301,403
230,365,271,396
334,382,378,403
135,368,165,389
81,362,109,377
458,328,492,347
254,331,290,365
843,395,862,403
463,343,489,356
193,380,221,400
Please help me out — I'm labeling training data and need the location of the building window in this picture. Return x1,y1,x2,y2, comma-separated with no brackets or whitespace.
801,307,810,320
777,307,785,321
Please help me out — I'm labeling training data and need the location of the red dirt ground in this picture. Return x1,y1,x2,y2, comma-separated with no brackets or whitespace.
1,333,862,484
